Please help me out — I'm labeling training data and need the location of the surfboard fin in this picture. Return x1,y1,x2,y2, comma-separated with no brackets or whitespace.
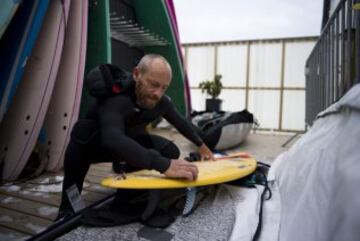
183,187,197,216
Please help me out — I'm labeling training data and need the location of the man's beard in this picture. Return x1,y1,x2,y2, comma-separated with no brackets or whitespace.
135,82,160,109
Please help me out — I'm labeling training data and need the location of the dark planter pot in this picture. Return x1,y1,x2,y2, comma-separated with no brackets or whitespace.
206,98,222,112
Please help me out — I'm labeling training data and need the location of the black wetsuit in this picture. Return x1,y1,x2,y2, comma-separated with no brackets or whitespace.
59,78,203,213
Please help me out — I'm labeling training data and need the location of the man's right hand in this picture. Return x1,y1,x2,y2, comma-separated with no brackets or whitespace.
164,159,198,181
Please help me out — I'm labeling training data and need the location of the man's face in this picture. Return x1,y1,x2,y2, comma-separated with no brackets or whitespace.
133,61,171,109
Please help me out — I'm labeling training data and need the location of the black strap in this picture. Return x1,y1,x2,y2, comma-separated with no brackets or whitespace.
81,208,141,227
141,189,161,221
252,166,272,241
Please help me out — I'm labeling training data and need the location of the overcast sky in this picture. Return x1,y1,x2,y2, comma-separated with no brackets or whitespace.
173,0,324,43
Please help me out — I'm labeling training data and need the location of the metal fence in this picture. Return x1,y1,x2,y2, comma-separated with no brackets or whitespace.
305,0,360,126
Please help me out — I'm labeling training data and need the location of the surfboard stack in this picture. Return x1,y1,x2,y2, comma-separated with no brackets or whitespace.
0,0,189,181
165,0,192,115
40,0,88,173
0,0,88,181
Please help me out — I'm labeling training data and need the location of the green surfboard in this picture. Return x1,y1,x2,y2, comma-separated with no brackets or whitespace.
82,0,187,115
133,0,187,115
80,0,112,118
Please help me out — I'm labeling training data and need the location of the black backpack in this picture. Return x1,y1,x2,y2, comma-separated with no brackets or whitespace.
84,64,133,99
70,64,132,146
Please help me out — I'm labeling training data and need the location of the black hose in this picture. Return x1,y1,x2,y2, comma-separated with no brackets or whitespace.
26,193,115,241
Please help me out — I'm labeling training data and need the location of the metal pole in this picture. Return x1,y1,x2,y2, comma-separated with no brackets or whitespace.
341,3,346,96
245,42,251,109
305,49,313,125
214,45,218,77
355,0,360,83
330,21,334,104
278,41,286,131
325,30,329,107
305,59,310,125
316,47,320,119
27,194,116,241
331,20,337,102
335,11,340,99
347,0,353,91
321,37,326,111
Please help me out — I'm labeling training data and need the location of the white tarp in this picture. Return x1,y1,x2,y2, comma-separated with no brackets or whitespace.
230,84,360,241
227,180,280,241
227,184,280,241
269,83,360,241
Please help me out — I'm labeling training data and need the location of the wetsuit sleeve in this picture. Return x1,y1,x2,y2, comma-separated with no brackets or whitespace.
162,99,204,147
98,96,171,173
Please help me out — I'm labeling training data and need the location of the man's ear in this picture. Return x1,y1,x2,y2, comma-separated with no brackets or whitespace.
132,67,139,81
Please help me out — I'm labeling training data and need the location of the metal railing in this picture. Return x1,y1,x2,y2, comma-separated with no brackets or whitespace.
305,0,360,126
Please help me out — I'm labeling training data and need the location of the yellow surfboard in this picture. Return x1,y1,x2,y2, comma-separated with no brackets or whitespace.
101,154,257,189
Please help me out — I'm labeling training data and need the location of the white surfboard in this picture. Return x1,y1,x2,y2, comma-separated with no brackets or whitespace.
0,0,71,181
42,0,88,172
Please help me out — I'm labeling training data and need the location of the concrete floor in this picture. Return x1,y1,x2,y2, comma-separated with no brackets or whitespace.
151,128,301,164
226,131,301,163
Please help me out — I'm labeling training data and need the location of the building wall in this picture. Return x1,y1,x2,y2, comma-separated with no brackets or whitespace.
183,36,317,132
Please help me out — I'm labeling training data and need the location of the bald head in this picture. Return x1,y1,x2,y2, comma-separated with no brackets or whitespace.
137,54,172,79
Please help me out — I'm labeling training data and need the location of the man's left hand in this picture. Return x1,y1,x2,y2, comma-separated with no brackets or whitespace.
198,143,215,161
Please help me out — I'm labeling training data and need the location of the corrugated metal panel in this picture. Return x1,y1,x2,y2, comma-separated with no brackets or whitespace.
282,90,306,130
190,89,206,110
248,90,280,129
217,45,247,87
284,42,316,88
186,46,215,86
249,42,282,88
184,36,318,132
219,89,246,111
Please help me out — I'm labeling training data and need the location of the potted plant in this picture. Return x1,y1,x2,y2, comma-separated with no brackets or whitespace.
199,74,223,112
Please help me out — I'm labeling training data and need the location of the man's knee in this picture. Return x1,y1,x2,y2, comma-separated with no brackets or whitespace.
161,142,180,159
